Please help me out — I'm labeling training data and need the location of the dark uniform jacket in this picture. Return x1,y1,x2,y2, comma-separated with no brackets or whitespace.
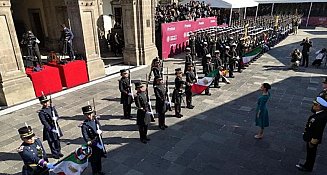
300,41,312,53
152,66,161,78
202,47,209,66
81,119,101,144
228,50,238,64
154,84,167,113
18,138,49,175
203,61,213,75
212,56,223,70
303,111,327,144
119,77,132,105
172,77,183,104
38,107,62,142
135,91,149,125
185,71,196,92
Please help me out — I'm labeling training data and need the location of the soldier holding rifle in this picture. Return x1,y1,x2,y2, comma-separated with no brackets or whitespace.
38,94,63,159
81,105,106,175
135,81,152,144
119,69,133,118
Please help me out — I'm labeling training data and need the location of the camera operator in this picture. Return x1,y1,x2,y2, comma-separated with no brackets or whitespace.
21,31,42,67
60,24,74,60
300,37,312,68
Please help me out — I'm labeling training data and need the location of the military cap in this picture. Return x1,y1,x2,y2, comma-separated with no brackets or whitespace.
39,95,49,103
120,69,128,74
134,81,144,90
231,43,237,47
315,94,327,107
82,105,93,114
185,47,191,51
215,50,220,54
153,58,160,63
18,125,35,139
186,62,193,67
225,46,230,49
203,42,208,45
154,75,163,80
189,32,194,36
323,77,327,84
175,68,182,72
206,54,211,58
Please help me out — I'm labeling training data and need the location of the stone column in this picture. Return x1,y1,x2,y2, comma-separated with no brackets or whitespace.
0,0,35,106
65,0,105,80
121,0,158,65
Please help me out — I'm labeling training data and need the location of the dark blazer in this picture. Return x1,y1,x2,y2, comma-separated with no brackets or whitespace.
303,111,327,144
38,107,62,142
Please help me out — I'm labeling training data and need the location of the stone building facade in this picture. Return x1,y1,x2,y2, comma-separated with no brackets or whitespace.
0,0,157,106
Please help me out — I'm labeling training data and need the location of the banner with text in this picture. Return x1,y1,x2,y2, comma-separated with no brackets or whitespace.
161,17,217,59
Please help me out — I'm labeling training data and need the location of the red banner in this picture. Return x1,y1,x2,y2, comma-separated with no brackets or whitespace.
161,17,217,59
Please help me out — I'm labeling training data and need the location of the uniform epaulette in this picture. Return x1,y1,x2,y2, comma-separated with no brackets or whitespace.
17,145,24,152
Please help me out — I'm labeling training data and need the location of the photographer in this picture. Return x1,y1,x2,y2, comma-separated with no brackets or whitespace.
290,49,302,70
21,31,42,67
300,37,312,67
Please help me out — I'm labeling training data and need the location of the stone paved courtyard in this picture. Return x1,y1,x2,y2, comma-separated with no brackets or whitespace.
0,28,327,175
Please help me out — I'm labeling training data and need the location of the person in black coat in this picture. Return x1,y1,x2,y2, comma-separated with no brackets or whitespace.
172,68,184,118
184,47,193,74
228,44,238,78
135,82,151,144
201,42,209,71
212,50,223,88
17,125,55,175
154,76,168,130
300,37,312,67
119,69,133,118
297,93,327,172
185,63,196,109
203,54,213,95
81,105,106,175
38,95,63,159
60,24,74,60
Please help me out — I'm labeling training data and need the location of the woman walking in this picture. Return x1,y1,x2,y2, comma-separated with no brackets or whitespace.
255,83,271,139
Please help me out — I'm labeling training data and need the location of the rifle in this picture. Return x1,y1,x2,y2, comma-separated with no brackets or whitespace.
148,60,154,82
92,98,107,156
145,74,154,119
128,62,134,101
49,94,60,137
165,67,172,111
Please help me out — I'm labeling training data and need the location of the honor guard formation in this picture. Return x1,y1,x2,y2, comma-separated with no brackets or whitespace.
13,1,327,174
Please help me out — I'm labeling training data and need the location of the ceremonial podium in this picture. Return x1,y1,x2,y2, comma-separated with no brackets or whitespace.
48,60,89,88
25,66,63,97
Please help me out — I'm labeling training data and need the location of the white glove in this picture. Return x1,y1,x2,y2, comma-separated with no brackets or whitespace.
146,111,153,115
51,129,59,134
96,129,103,135
148,101,152,106
128,93,133,96
129,84,132,87
52,117,58,121
96,142,104,150
165,101,170,105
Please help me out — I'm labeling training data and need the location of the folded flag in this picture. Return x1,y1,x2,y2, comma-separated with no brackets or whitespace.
191,69,218,94
53,145,91,175
242,47,262,64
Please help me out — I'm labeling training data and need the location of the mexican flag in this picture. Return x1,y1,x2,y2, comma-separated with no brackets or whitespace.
191,69,218,94
242,47,262,64
52,146,90,175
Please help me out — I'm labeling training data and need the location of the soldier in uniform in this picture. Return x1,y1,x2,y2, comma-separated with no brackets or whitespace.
184,47,193,74
38,95,63,159
154,76,168,130
228,44,238,78
201,42,209,71
119,69,133,118
151,58,162,86
296,93,327,172
17,125,55,175
81,105,106,175
135,81,151,144
212,50,223,88
60,24,74,60
203,54,213,95
185,63,196,109
172,68,184,118
21,31,42,67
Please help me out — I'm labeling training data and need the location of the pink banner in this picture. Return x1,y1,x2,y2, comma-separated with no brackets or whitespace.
161,17,217,59
301,17,327,27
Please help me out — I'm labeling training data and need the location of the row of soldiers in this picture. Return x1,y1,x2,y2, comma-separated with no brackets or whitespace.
17,95,106,174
